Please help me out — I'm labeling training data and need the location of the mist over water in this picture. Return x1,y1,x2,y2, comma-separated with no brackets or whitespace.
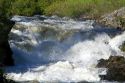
6,15,125,82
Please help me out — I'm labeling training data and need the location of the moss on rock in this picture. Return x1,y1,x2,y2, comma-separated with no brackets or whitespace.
120,42,125,52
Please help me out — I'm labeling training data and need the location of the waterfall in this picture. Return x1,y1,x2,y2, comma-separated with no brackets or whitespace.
6,15,125,82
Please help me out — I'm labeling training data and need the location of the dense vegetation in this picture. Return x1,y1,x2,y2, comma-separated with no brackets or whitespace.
0,0,61,18
0,0,125,18
45,0,125,18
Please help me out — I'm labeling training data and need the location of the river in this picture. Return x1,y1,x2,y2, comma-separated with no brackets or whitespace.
5,15,125,83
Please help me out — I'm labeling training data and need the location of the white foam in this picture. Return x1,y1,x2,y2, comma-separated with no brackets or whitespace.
109,32,125,52
7,61,100,82
6,16,125,82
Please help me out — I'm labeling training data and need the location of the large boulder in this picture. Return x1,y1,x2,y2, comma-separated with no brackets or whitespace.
97,56,125,81
99,7,125,29
0,18,15,66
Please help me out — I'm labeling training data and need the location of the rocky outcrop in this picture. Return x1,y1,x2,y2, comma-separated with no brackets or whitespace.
0,18,15,66
0,74,16,83
99,7,125,29
97,56,125,81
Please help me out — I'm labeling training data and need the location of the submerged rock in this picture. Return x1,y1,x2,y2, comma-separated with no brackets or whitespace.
97,56,125,81
0,18,15,66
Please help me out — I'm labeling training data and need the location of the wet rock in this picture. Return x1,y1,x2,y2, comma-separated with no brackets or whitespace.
120,42,125,52
97,56,125,81
0,68,16,83
0,18,15,66
97,59,107,68
99,7,125,29
21,80,39,83
78,81,92,83
0,76,16,83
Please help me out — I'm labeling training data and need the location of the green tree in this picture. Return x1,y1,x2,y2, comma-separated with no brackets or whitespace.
0,0,14,19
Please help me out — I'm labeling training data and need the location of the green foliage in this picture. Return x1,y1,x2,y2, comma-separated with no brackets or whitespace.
10,0,39,16
44,0,125,18
1,0,125,18
0,0,60,17
0,0,14,18
38,0,56,13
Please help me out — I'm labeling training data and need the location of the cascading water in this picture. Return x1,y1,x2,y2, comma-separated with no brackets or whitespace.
6,15,125,82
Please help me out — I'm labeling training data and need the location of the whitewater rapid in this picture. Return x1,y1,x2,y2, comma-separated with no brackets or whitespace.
6,15,125,82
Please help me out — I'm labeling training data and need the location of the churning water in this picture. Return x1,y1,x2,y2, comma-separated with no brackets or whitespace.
6,15,125,82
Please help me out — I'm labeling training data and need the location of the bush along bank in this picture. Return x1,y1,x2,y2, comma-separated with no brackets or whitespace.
44,0,125,29
1,0,125,29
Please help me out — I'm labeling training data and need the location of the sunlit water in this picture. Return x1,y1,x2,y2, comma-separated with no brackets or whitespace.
6,15,125,83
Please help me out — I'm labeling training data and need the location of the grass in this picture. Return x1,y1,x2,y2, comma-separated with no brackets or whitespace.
44,0,125,18
1,0,125,18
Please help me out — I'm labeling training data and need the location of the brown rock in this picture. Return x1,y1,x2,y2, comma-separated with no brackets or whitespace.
99,7,125,29
97,56,125,81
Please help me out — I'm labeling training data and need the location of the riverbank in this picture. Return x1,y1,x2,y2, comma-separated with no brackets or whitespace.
44,0,125,29
1,0,125,29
